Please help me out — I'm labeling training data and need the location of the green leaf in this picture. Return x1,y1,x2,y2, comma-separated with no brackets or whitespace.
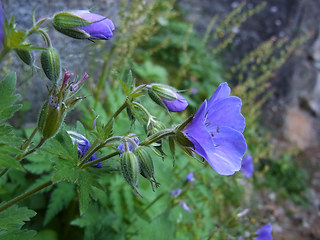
0,205,37,240
78,175,92,216
0,73,22,122
44,182,75,225
0,125,23,170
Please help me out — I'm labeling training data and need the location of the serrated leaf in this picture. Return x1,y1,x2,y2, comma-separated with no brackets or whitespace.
0,124,23,170
44,182,75,225
77,173,93,216
0,205,36,231
0,73,22,122
0,229,37,240
126,69,134,93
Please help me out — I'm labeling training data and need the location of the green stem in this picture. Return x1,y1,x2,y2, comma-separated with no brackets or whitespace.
0,180,52,213
78,136,123,167
16,138,46,161
140,129,176,146
106,100,128,127
0,48,9,63
0,138,46,178
94,44,117,107
81,151,119,169
20,127,38,151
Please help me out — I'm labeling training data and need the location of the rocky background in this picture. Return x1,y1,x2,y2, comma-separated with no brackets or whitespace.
2,0,320,239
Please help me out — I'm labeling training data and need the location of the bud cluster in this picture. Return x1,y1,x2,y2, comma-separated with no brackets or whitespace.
37,71,88,139
118,136,160,194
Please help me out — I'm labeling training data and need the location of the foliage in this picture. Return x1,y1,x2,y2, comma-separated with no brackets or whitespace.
0,0,312,239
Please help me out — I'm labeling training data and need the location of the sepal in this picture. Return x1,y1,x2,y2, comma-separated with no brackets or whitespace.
120,151,140,188
40,48,61,83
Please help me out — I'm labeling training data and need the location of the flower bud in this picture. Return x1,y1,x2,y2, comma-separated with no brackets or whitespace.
148,84,188,112
53,11,115,40
135,147,154,179
37,99,65,139
40,48,61,83
120,151,140,188
15,48,34,66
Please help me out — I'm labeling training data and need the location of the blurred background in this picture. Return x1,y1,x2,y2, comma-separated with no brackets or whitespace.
1,0,320,239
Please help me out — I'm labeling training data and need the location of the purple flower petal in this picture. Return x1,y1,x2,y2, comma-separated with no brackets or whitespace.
183,100,215,159
207,126,247,175
179,201,191,212
207,96,245,133
72,11,115,40
255,223,273,240
208,82,231,103
161,91,188,112
241,154,254,178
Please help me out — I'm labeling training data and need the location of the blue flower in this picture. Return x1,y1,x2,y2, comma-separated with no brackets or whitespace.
117,135,140,153
71,11,115,40
186,172,195,182
179,201,191,212
241,154,254,178
255,223,273,240
67,131,102,168
183,82,247,175
170,188,181,197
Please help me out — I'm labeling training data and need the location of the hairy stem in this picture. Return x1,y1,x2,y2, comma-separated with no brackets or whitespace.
20,127,38,151
0,180,52,213
81,151,119,169
16,138,46,161
0,138,46,178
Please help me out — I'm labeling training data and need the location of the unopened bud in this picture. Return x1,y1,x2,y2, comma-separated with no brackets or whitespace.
148,84,188,112
41,48,61,83
37,100,65,139
52,11,114,40
120,151,140,188
135,146,160,191
15,48,34,66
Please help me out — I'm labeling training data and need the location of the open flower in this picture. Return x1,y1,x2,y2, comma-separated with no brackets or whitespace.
182,82,247,175
241,154,254,178
255,223,273,240
67,131,102,168
53,11,115,40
